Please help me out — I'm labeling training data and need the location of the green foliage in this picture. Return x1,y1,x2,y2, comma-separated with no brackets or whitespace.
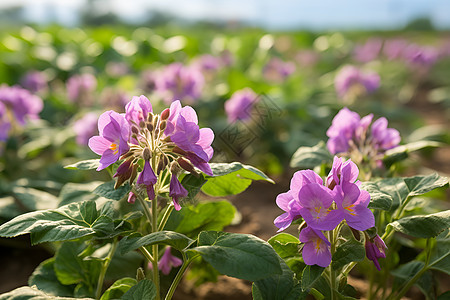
187,231,282,281
121,279,156,300
93,181,131,201
290,142,332,170
388,210,450,238
201,162,274,197
0,286,94,300
267,233,300,259
100,278,136,300
119,231,194,254
28,258,75,297
164,201,236,238
64,159,100,170
301,265,324,291
332,240,366,271
0,201,132,244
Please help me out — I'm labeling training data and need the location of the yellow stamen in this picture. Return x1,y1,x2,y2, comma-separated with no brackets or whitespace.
110,143,119,155
315,238,322,250
345,204,356,216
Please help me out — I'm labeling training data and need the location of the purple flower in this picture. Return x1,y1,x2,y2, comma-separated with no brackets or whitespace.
295,50,320,67
334,66,380,100
136,160,157,200
0,102,11,141
263,58,296,82
125,95,153,125
299,227,331,267
155,63,204,104
326,108,361,154
371,117,401,151
127,192,136,204
66,73,97,103
73,112,99,146
224,88,258,123
403,44,438,67
334,182,374,231
88,111,130,171
0,84,43,125
298,183,343,231
20,71,47,93
326,156,359,190
274,170,323,231
353,38,383,63
365,234,387,271
192,54,222,73
169,174,188,211
383,39,408,60
158,247,183,275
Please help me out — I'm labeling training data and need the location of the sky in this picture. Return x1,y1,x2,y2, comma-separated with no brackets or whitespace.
1,0,450,30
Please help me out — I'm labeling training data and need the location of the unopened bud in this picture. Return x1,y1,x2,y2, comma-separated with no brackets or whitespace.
147,113,153,123
131,126,139,134
143,147,152,161
120,150,134,160
170,161,179,173
152,115,159,128
159,120,167,131
146,122,154,132
161,108,170,120
177,157,199,176
139,121,146,128
157,156,167,174
136,267,145,282
129,163,138,183
173,146,188,156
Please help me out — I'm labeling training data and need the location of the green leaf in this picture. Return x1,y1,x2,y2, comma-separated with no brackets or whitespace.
429,236,450,275
364,174,448,211
64,159,100,170
121,279,156,300
58,182,100,207
359,182,393,210
391,261,435,299
180,174,207,201
93,181,131,201
187,231,282,281
332,239,366,271
301,265,324,291
12,187,59,211
119,231,194,255
252,259,307,300
0,286,94,300
201,162,274,197
54,241,102,288
267,233,300,259
164,201,236,238
28,258,75,297
290,142,332,169
388,210,450,238
383,141,441,167
100,278,137,300
0,201,130,244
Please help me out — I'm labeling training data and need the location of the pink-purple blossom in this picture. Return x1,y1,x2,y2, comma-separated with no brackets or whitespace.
299,227,331,268
224,88,258,124
365,234,387,271
73,112,99,146
263,58,296,82
20,71,47,93
334,66,380,100
156,247,183,275
0,84,43,126
125,95,153,126
353,38,383,63
66,73,97,103
169,174,188,211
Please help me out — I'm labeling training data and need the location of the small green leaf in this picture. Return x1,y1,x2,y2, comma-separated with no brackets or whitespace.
384,141,441,167
28,258,75,297
164,201,236,238
267,233,300,259
360,182,393,210
388,210,450,238
0,286,94,300
201,162,274,197
187,231,282,281
64,159,100,170
180,174,207,200
12,186,59,211
93,181,131,201
290,142,332,169
121,279,156,300
58,182,100,207
119,231,194,255
301,265,324,291
252,259,307,300
332,240,366,271
100,278,137,300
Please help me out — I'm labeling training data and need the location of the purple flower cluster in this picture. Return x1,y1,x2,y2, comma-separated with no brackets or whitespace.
88,95,214,210
0,84,43,141
155,63,204,105
224,88,258,123
334,66,380,100
20,71,47,93
66,73,97,103
353,38,383,63
73,112,99,146
275,157,378,268
326,108,401,163
263,57,296,82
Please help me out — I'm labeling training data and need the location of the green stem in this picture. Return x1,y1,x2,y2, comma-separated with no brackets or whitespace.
158,205,174,232
328,229,337,300
139,246,154,263
134,188,153,230
152,192,160,300
95,237,118,299
165,254,198,300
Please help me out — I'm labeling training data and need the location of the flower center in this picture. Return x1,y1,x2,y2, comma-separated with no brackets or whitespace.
110,143,119,155
345,204,356,216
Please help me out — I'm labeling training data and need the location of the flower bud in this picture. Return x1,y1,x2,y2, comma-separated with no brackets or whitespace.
131,125,139,134
143,147,152,161
177,157,199,176
147,113,153,123
173,146,188,156
147,123,154,132
152,115,159,128
139,121,146,128
129,163,138,183
161,108,170,120
159,120,167,131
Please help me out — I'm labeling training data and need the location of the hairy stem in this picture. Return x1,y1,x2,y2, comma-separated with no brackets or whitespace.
158,205,174,232
165,254,198,300
152,192,160,300
95,237,118,299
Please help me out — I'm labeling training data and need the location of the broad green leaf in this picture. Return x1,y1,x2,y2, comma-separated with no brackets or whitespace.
54,241,102,288
0,201,130,244
332,240,366,271
12,187,59,211
252,259,307,300
58,182,100,207
267,233,300,259
383,141,441,167
164,201,236,238
301,265,324,291
201,162,274,197
364,174,448,211
180,174,207,201
290,142,332,169
0,286,93,300
119,231,194,255
391,261,435,299
388,210,450,238
64,159,100,170
28,258,75,297
359,182,393,210
106,251,144,282
429,237,450,275
93,181,131,201
187,231,282,281
121,279,156,300
100,278,137,300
